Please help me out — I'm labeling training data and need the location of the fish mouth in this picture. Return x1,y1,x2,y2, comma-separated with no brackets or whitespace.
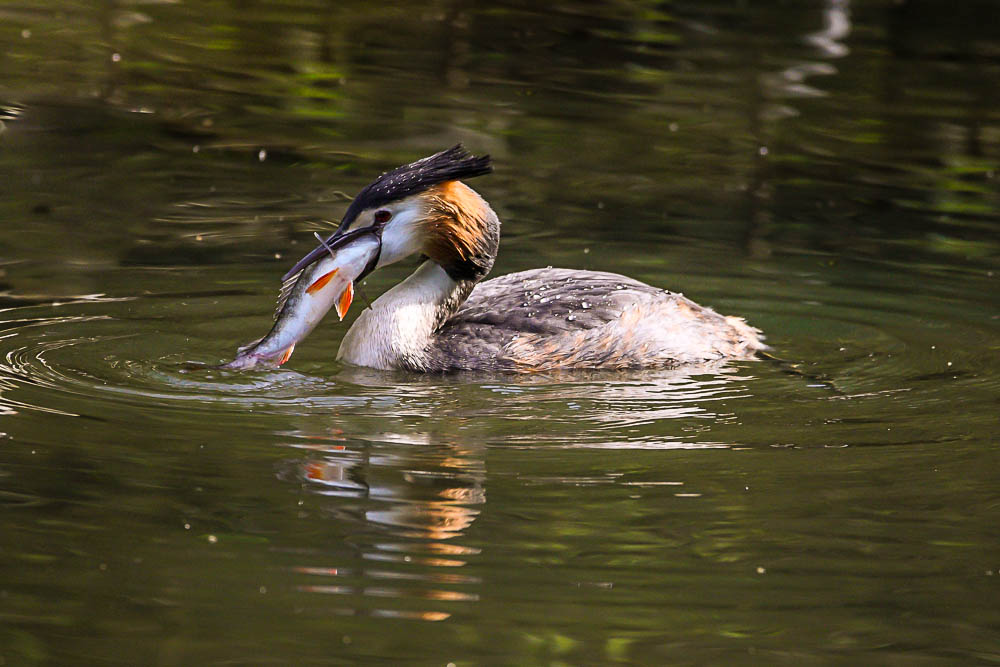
282,227,382,282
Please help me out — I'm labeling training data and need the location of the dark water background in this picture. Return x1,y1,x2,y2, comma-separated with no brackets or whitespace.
1,1,998,664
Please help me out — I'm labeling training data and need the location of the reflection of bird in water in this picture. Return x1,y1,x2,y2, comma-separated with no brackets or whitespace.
290,430,484,621
301,454,484,541
291,425,486,543
283,146,765,372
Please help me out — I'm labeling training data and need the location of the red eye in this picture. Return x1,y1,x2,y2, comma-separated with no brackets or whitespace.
374,210,392,224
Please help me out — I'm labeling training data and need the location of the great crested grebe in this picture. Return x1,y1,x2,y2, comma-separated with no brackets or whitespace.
223,145,765,372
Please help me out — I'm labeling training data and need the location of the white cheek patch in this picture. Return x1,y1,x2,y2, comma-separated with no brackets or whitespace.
376,208,424,268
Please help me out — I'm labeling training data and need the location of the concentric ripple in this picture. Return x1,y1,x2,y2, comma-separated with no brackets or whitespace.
0,262,996,452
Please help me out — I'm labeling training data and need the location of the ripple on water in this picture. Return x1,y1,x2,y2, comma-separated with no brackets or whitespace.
1,271,997,446
0,296,387,417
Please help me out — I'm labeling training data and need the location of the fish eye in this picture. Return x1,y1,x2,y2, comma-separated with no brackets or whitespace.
374,210,392,224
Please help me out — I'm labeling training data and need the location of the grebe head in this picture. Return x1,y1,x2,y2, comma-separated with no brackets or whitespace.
284,145,497,285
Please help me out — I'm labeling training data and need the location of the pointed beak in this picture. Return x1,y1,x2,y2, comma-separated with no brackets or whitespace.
282,226,382,282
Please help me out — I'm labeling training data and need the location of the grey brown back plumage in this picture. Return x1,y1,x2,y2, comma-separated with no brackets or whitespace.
419,268,764,372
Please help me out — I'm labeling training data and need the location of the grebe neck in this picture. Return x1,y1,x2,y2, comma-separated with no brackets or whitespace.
337,260,474,370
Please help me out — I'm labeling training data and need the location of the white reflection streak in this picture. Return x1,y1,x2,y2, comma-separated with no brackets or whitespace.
548,440,732,451
806,0,851,58
762,0,852,109
0,294,135,315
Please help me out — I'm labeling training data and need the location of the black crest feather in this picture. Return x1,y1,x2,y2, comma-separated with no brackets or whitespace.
281,145,492,281
340,144,492,227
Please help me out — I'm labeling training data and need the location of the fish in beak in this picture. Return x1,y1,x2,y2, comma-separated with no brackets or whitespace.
220,229,381,370
220,145,494,371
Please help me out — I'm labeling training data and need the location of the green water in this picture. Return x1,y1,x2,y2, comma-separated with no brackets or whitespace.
1,1,998,664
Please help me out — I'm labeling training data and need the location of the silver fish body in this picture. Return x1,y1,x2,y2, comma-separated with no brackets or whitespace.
221,234,380,370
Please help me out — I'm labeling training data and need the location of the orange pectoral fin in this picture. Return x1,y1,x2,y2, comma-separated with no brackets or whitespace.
278,344,295,365
335,282,354,321
306,268,339,295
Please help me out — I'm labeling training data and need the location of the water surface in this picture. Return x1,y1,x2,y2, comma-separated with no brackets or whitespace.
1,1,998,664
